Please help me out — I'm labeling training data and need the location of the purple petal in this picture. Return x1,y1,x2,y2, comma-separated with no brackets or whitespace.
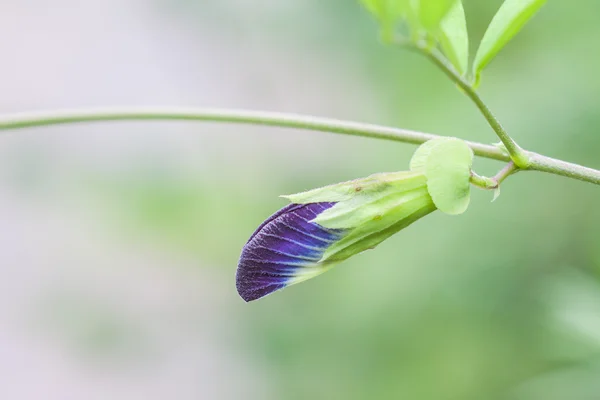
236,202,344,302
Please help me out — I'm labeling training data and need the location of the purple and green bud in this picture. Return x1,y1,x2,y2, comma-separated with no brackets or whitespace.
236,138,474,302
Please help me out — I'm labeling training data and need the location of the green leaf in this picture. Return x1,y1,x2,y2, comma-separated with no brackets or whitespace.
360,0,459,43
416,0,458,31
473,0,547,86
423,138,474,215
359,0,410,41
437,0,468,75
360,0,382,15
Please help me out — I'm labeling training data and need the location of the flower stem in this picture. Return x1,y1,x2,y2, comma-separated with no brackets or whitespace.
412,43,531,168
470,161,517,190
469,171,498,190
0,107,598,185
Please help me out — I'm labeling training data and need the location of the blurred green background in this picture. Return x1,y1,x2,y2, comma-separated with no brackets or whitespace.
0,1,599,399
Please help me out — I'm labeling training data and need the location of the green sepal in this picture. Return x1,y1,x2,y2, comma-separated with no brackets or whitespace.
321,188,436,262
283,171,436,263
283,171,425,205
312,173,428,229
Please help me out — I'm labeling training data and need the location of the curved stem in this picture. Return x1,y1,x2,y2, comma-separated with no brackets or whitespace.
0,107,598,185
470,161,518,190
0,106,508,161
414,44,530,168
470,171,498,190
494,161,518,185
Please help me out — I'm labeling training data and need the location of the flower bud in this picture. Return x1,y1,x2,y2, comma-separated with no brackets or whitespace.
236,138,474,301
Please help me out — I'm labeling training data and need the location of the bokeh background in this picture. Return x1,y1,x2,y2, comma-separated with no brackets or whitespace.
1,0,599,399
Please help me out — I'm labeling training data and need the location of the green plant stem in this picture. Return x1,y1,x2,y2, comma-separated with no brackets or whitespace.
494,161,518,185
414,43,531,168
0,107,598,185
528,153,600,185
469,172,497,190
470,161,517,190
0,107,507,160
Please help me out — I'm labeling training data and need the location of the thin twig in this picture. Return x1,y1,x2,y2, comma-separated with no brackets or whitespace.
407,41,531,168
0,107,507,161
493,161,517,185
0,107,598,185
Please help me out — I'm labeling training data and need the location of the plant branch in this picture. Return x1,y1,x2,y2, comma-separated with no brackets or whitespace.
0,107,508,160
494,161,518,185
528,153,600,185
470,161,517,190
0,107,598,185
411,43,530,168
469,171,498,190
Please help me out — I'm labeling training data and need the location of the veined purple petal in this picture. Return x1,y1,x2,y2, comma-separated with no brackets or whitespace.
236,202,344,302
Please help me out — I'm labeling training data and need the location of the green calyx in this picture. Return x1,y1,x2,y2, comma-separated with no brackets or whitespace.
280,137,474,265
282,171,436,263
410,137,474,215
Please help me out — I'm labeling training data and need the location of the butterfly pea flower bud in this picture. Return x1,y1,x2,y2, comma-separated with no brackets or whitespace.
236,138,474,302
